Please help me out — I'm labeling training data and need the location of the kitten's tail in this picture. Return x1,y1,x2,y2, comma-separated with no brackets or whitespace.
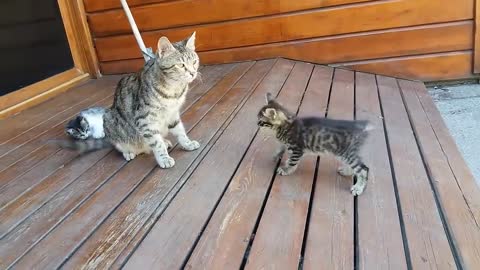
48,138,111,154
364,123,375,131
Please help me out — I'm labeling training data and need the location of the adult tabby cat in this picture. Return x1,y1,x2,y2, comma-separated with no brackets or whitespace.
59,32,200,169
257,93,370,195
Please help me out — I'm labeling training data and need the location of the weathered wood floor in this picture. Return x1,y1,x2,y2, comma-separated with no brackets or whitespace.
1,58,479,270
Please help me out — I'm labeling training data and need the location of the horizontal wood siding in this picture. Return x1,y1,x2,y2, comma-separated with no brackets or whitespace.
85,0,476,81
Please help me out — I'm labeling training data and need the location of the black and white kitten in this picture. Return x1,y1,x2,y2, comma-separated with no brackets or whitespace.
66,107,106,140
257,93,371,196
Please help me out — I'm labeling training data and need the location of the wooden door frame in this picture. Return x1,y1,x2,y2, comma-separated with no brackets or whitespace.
0,0,100,119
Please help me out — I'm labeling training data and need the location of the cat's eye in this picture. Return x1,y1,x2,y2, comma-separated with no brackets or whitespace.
177,63,185,68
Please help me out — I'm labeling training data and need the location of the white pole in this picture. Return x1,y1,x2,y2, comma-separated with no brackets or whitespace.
119,0,153,62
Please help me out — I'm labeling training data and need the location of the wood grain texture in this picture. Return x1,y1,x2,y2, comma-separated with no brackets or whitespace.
376,75,455,269
399,79,480,269
355,72,407,269
0,69,89,119
243,62,314,270
94,0,473,62
303,68,355,270
58,0,100,77
100,22,474,75
123,59,294,269
7,63,246,269
0,75,120,144
0,65,232,268
59,61,263,269
87,0,377,37
343,51,475,81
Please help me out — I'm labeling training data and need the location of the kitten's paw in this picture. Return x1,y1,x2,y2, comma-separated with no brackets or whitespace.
157,155,175,169
277,166,294,176
181,140,200,151
122,152,136,161
350,182,366,196
337,166,354,176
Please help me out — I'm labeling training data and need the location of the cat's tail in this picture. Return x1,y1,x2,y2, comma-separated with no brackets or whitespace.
48,138,112,154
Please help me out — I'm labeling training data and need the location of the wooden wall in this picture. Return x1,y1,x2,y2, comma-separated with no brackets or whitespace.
83,0,477,81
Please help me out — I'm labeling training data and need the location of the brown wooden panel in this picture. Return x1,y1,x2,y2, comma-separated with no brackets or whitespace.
244,62,314,270
94,0,474,62
99,22,474,75
303,68,354,270
399,79,480,269
343,51,475,81
355,72,407,269
376,75,455,269
88,0,377,37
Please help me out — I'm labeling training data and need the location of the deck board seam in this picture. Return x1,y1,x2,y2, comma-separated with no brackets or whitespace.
374,75,413,270
397,79,463,269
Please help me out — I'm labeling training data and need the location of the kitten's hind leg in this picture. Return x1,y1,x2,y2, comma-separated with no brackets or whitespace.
351,163,369,196
273,145,286,162
169,118,199,151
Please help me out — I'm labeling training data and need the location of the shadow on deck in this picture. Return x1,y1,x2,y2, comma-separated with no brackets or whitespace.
0,58,479,269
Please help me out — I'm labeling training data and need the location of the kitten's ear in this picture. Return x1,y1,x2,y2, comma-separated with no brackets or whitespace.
79,117,88,128
264,108,277,119
265,92,274,104
185,31,196,51
157,37,176,58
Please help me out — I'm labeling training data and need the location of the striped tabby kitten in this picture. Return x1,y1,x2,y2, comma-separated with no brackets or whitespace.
257,93,370,195
59,32,200,169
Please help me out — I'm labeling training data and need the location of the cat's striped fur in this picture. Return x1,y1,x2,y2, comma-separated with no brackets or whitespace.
56,32,200,168
257,93,370,196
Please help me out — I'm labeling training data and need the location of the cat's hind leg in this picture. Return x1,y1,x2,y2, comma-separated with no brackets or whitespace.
114,143,137,161
338,155,369,196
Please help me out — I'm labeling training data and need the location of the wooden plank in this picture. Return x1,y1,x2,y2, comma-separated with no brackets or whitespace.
474,0,480,73
58,0,100,77
376,75,456,269
0,97,113,203
122,59,294,269
88,0,377,37
0,76,120,143
94,0,473,62
244,63,317,269
343,51,474,81
11,61,271,269
0,69,88,118
399,79,480,269
186,64,330,269
355,72,407,269
414,83,480,221
303,68,355,270
0,64,234,234
100,22,473,75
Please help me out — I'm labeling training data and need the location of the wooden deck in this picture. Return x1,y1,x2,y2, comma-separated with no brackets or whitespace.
0,58,479,270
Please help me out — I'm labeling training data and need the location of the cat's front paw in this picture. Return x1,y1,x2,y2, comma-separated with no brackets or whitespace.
157,155,175,168
277,166,295,176
122,152,136,161
351,183,366,196
181,140,200,151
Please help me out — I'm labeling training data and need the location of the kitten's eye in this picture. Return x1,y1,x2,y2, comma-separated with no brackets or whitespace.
177,63,185,68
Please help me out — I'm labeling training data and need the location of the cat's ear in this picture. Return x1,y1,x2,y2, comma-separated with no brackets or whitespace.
265,92,274,104
185,31,196,51
264,108,277,119
157,37,176,58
